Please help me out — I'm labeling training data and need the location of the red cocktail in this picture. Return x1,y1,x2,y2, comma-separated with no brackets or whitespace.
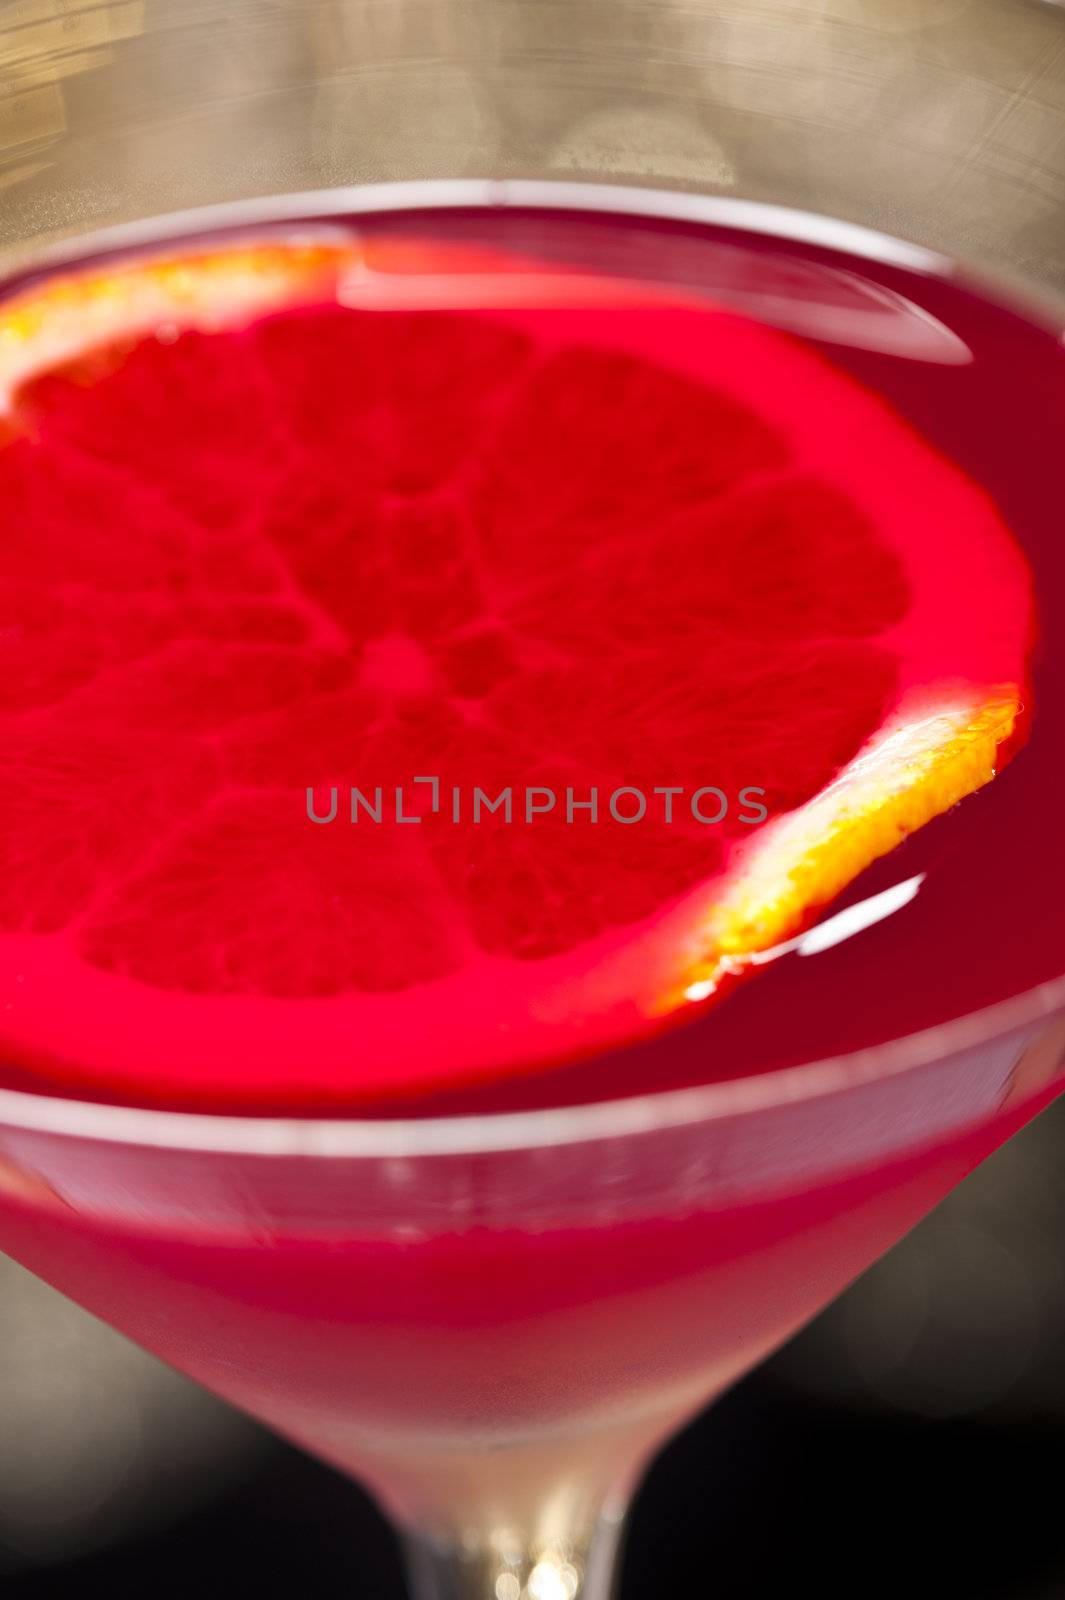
1,187,1063,1598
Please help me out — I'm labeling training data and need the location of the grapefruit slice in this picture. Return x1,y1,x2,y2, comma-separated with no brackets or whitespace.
0,234,1031,1106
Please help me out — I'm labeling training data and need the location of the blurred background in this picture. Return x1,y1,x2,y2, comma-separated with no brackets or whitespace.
2,1099,1065,1597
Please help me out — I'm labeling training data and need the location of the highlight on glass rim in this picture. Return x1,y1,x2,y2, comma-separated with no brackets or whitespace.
3,3,1065,1597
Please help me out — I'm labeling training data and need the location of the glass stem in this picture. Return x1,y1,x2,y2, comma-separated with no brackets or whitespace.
349,1405,667,1599
402,1501,629,1600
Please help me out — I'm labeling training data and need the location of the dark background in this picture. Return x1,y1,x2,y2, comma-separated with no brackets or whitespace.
4,1098,1065,1598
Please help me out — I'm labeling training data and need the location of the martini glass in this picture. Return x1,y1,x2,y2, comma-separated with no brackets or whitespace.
0,993,1063,1599
2,3,1065,1596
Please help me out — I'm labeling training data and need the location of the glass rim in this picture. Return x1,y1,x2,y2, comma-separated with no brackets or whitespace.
0,177,1054,1159
1,977,1061,1157
6,176,948,278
